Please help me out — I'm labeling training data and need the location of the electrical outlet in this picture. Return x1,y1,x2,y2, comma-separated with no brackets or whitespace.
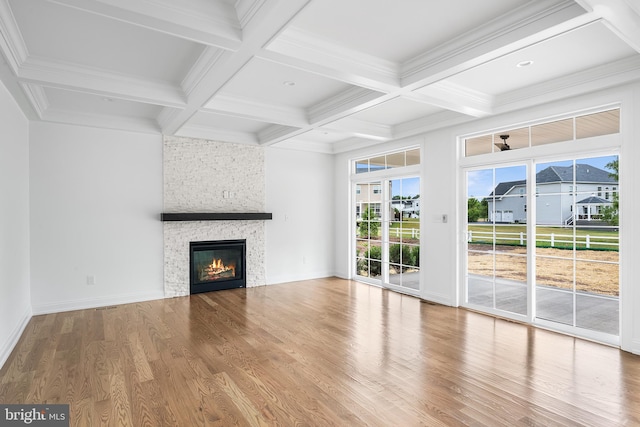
87,275,96,286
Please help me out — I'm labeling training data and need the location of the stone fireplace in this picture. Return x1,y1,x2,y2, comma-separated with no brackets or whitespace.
162,136,268,297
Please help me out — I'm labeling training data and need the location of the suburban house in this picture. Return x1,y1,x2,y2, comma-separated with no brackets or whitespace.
1,0,640,424
355,182,383,219
391,197,421,219
488,163,618,224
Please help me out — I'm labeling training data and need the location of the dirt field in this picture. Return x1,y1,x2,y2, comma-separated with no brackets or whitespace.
468,244,619,296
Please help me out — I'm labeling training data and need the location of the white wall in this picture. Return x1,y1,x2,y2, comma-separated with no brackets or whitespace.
29,122,164,313
0,81,31,368
421,129,458,305
265,147,335,284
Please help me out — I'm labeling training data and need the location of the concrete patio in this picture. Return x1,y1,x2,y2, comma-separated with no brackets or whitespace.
468,275,619,335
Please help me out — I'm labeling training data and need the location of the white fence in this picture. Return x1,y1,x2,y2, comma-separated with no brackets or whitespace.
467,230,618,250
392,228,420,239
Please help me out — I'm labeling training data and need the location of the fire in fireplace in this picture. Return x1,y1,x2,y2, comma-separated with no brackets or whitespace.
190,239,246,294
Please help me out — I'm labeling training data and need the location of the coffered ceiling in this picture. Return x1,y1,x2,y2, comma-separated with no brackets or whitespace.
0,0,639,153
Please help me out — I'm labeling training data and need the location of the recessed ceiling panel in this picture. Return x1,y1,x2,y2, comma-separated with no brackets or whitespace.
443,22,638,96
288,0,530,63
10,0,205,84
348,97,444,126
216,57,353,109
293,128,351,144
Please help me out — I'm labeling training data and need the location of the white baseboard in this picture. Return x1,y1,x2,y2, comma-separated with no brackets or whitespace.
266,271,334,286
31,291,166,315
421,290,455,307
0,307,32,370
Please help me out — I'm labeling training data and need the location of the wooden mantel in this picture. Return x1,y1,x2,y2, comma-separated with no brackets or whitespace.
161,213,273,221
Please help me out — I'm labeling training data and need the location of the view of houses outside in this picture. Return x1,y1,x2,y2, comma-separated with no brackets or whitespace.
485,162,617,225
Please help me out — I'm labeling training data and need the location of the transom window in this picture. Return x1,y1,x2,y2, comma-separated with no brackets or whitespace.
465,108,620,157
355,148,420,173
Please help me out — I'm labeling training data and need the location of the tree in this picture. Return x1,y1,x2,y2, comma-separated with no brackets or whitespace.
467,197,486,222
359,207,380,238
601,157,619,226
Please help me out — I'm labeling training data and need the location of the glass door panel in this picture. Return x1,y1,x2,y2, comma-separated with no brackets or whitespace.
386,177,420,291
534,155,619,336
466,165,527,316
355,181,382,279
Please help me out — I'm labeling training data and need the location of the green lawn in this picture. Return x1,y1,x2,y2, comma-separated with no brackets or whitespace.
468,224,619,251
389,219,420,229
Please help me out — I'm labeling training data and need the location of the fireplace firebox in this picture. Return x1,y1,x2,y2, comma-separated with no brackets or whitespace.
190,239,246,294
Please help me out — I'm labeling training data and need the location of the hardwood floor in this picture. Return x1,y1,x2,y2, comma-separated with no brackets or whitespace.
1,278,639,426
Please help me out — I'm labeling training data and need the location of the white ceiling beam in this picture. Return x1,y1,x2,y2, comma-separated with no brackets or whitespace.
176,124,259,145
575,0,640,52
42,108,161,134
47,0,242,49
203,94,307,128
321,117,392,141
307,87,387,125
160,0,312,136
258,124,304,144
19,57,186,107
407,82,494,117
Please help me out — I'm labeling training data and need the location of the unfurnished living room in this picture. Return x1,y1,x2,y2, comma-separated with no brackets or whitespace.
1,0,640,425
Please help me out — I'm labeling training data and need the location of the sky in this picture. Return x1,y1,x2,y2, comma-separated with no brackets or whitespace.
391,177,420,198
467,154,618,199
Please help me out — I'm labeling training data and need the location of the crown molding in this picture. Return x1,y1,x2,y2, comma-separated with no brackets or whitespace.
307,87,386,124
271,137,335,154
0,0,28,73
575,0,640,52
19,83,48,119
177,123,259,145
393,110,471,140
258,124,303,145
156,107,185,132
330,137,385,155
401,0,590,87
18,56,186,108
49,0,242,49
235,0,267,29
41,108,161,134
203,94,307,127
181,47,228,97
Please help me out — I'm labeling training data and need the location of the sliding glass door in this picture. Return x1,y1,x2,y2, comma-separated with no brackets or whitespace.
464,154,620,341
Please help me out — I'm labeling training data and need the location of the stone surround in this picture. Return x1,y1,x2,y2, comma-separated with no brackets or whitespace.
163,136,266,296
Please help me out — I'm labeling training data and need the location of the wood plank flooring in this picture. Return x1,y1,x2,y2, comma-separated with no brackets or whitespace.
1,277,639,426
